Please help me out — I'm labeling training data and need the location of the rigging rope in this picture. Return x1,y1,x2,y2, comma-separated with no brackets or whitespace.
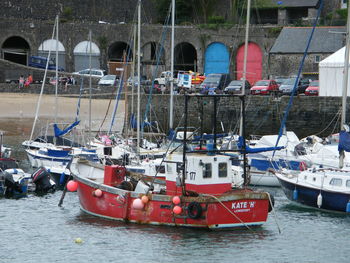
273,0,324,156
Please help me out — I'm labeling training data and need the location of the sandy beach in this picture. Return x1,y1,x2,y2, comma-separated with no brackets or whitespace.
0,93,125,132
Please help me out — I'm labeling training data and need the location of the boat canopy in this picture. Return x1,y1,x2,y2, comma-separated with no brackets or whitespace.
238,136,284,154
338,130,350,152
53,120,80,137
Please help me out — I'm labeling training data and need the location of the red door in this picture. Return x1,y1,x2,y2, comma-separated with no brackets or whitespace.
236,42,262,86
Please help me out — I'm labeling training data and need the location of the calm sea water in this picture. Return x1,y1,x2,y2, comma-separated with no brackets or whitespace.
1,119,350,263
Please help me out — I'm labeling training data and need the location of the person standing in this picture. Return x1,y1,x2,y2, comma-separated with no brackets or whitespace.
19,75,24,88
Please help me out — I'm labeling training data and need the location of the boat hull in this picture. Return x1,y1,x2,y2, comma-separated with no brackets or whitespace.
74,175,270,229
277,176,350,212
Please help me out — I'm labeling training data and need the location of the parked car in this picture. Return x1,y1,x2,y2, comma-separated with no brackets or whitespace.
279,77,310,95
127,75,150,87
250,80,279,95
29,56,64,71
98,74,119,87
224,80,251,95
199,73,231,94
304,80,319,96
72,68,106,79
275,77,289,87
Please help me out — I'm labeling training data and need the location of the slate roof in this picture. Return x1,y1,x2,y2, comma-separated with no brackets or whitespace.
276,0,320,8
269,27,345,54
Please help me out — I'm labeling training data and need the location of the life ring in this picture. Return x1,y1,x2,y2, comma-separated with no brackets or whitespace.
187,202,203,219
299,161,307,171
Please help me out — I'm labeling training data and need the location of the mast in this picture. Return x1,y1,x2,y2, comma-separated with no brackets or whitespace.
88,30,92,147
169,0,175,130
137,0,141,156
131,23,137,133
340,5,350,168
29,17,57,141
54,15,59,126
240,0,251,186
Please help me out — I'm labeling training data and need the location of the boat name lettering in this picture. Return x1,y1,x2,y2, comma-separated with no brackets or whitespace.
231,201,256,210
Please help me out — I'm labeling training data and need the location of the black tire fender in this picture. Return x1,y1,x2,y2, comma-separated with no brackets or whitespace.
187,202,203,219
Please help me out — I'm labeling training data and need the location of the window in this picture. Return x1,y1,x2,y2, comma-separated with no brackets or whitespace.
155,165,165,174
203,163,212,178
346,180,350,188
330,178,342,187
166,164,172,173
218,163,227,177
314,55,320,63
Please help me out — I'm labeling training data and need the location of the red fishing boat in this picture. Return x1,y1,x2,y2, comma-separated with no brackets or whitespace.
68,94,273,229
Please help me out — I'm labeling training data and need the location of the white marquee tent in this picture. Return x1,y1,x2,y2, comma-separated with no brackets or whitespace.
319,46,350,96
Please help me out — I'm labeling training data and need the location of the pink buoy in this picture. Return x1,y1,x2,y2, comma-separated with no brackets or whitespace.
173,205,182,215
172,196,181,205
67,180,78,192
93,189,103,197
132,198,144,210
141,195,149,204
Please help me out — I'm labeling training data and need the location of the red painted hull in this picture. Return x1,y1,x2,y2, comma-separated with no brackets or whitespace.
75,177,270,229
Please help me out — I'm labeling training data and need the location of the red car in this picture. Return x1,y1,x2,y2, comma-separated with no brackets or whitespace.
304,80,319,96
250,80,279,95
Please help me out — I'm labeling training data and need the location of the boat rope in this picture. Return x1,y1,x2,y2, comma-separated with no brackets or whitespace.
202,193,254,231
273,0,324,156
75,77,84,122
267,192,281,234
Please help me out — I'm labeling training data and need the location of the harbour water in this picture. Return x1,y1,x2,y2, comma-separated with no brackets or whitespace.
1,119,350,263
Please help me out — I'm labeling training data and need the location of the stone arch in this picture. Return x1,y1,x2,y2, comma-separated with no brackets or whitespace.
174,42,197,72
73,41,101,71
141,41,165,65
108,41,132,62
235,42,262,85
1,36,30,65
38,39,66,70
204,42,229,75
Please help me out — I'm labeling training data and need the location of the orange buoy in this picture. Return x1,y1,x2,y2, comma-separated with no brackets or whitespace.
67,180,78,192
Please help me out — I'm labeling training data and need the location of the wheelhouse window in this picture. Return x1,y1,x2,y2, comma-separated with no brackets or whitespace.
166,164,172,173
155,165,165,174
330,178,342,187
203,163,212,178
218,163,227,177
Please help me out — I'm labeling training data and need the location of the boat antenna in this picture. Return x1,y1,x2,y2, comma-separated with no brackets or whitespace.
181,94,189,195
88,30,92,148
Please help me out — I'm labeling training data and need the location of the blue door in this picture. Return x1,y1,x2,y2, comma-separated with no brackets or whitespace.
204,42,229,74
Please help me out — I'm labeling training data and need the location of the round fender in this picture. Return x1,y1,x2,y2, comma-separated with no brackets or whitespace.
187,202,203,219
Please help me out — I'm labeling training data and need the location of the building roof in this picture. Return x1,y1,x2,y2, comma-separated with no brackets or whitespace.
269,27,345,54
276,0,320,8
253,0,319,8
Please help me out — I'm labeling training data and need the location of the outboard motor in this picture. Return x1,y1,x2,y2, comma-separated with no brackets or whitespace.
2,171,23,197
31,167,56,194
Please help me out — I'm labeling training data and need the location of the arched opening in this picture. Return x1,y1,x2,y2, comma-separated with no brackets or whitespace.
38,39,66,71
2,36,30,65
174,42,197,72
141,42,165,65
73,41,101,71
236,42,262,85
108,42,132,62
204,42,229,75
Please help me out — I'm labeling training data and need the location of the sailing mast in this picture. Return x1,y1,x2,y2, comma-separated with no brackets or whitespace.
240,0,251,186
29,16,57,141
54,15,59,126
88,30,92,147
339,5,350,168
136,0,141,156
169,0,175,130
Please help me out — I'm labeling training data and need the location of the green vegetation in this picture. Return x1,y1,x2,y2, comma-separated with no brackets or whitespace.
62,6,73,21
